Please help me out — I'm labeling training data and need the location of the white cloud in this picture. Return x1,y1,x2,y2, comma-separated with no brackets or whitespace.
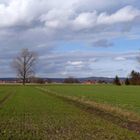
73,12,97,30
97,6,140,25
0,0,139,29
38,51,139,78
40,8,74,29
67,61,83,66
0,0,28,27
114,57,126,61
72,6,140,30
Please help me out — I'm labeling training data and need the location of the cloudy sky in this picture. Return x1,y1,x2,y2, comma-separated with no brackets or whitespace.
0,0,140,78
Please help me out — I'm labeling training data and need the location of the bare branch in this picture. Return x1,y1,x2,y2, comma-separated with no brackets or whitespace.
12,48,38,85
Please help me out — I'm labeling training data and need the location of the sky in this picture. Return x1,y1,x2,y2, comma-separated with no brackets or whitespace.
0,0,140,78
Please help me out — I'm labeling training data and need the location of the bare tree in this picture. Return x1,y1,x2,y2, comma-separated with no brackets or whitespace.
12,48,38,85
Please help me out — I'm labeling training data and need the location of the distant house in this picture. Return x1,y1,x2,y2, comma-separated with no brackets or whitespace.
0,80,5,84
84,80,96,84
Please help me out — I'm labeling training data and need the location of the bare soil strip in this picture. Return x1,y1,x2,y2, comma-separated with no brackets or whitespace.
37,87,140,135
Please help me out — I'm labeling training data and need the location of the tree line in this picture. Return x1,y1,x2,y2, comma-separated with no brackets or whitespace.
114,70,140,86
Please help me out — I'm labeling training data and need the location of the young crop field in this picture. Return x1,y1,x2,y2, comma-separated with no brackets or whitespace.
45,84,140,114
0,85,140,139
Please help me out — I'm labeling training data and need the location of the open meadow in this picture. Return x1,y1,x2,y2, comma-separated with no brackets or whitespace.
0,85,140,140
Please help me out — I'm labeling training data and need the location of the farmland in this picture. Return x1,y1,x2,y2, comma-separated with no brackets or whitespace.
0,85,140,139
45,84,140,114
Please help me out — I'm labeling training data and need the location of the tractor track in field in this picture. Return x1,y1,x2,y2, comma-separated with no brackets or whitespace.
0,90,15,107
36,87,140,135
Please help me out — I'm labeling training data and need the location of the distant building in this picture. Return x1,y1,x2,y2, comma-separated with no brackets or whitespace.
84,80,96,84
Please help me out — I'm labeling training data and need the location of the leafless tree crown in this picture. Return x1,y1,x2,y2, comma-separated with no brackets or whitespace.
12,48,38,85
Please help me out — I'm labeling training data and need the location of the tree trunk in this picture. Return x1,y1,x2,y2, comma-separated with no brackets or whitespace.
23,78,26,85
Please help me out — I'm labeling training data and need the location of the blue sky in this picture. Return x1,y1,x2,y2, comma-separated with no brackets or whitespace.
0,0,140,78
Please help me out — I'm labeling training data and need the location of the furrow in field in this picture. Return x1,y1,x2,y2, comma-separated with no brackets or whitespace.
0,91,14,107
37,87,140,135
0,86,140,140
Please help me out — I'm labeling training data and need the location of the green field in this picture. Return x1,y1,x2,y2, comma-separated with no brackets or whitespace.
45,84,140,114
0,85,140,139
